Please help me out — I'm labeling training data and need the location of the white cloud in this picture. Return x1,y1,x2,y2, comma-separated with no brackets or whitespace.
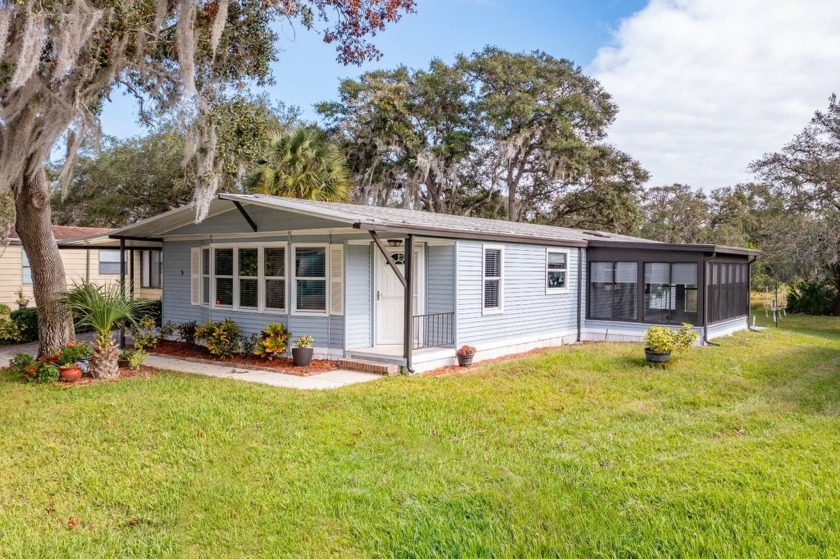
591,0,840,190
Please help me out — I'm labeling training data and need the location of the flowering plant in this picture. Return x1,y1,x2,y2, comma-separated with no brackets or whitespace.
8,354,60,384
456,345,476,357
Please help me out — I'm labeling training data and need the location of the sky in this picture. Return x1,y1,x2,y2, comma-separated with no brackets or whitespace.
100,0,840,191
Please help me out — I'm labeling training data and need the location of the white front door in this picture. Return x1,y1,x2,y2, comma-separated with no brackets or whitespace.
374,246,424,346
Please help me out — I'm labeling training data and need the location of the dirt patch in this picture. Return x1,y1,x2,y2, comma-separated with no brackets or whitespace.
425,345,587,377
151,340,338,377
59,365,156,386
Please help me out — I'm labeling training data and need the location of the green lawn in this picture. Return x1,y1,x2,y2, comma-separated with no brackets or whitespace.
1,313,839,557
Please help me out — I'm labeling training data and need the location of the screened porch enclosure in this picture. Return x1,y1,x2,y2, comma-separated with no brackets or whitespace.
586,246,752,329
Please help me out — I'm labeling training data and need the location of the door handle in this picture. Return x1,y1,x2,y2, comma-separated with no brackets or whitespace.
376,290,381,301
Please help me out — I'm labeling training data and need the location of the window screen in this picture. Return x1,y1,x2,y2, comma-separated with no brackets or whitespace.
588,262,637,320
483,247,502,310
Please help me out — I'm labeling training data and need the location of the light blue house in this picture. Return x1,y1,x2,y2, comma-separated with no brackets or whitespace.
85,194,757,372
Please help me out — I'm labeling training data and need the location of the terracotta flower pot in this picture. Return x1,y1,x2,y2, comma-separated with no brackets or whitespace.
59,365,83,383
292,347,314,367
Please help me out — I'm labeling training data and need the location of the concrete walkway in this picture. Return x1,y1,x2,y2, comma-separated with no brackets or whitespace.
0,339,382,390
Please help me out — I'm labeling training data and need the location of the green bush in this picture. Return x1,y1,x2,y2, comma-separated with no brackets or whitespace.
7,354,60,384
130,315,160,351
239,333,260,358
136,299,162,326
11,308,38,343
788,281,838,315
176,321,199,346
195,319,241,358
643,323,699,354
254,322,291,360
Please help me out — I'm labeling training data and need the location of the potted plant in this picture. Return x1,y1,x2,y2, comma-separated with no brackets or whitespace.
57,344,84,382
456,345,476,367
292,335,314,367
15,287,29,310
643,323,699,364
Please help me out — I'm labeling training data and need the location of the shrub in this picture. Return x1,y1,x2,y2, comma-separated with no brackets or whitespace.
195,319,241,358
9,354,60,384
11,307,38,343
7,353,35,380
57,342,92,367
135,298,162,326
239,333,260,358
254,322,290,360
128,349,149,370
644,323,699,354
130,315,160,351
788,281,838,316
0,308,20,343
159,321,177,339
176,321,199,346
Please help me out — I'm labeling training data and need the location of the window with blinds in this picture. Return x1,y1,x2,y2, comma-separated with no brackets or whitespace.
483,246,503,312
643,262,698,325
294,246,327,313
264,246,286,312
589,262,637,320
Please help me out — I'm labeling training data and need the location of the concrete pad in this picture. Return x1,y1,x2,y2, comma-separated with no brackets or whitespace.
310,370,382,385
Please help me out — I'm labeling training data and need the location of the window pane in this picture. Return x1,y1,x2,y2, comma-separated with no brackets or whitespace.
672,263,697,286
265,279,286,310
99,250,121,275
265,247,285,276
614,262,638,320
671,263,698,324
202,277,210,305
150,252,162,289
239,248,258,277
547,251,566,269
216,277,233,306
547,271,566,289
100,250,121,262
484,249,501,278
484,279,500,309
644,263,671,323
215,249,233,276
296,279,326,311
202,248,210,276
239,278,258,308
296,248,325,278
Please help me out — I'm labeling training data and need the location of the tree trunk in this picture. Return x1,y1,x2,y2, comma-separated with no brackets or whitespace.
832,264,840,316
15,166,74,356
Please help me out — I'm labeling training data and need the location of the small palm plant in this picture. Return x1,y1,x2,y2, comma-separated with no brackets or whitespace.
64,282,147,379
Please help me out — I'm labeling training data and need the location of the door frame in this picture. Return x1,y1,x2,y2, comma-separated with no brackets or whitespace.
372,242,425,347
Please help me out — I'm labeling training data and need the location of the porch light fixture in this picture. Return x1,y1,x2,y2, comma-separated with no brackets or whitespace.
387,239,403,247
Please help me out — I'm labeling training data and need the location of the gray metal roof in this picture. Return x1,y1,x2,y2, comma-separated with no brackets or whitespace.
101,193,758,255
218,193,658,247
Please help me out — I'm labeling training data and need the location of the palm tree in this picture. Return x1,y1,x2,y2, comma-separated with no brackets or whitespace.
245,127,350,202
64,283,147,379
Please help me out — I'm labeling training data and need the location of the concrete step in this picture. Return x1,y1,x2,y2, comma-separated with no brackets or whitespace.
336,358,400,376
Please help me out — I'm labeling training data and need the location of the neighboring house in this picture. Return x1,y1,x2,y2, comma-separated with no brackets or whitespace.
98,194,757,372
1,225,162,308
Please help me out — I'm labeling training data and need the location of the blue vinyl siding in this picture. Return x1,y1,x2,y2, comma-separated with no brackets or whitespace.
426,244,455,314
455,240,580,345
161,239,343,350
345,243,372,349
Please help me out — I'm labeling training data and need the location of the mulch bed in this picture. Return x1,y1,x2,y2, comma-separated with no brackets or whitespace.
151,339,338,377
59,365,156,386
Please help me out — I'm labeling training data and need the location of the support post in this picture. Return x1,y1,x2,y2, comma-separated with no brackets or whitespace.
404,234,414,374
129,248,135,299
119,239,126,349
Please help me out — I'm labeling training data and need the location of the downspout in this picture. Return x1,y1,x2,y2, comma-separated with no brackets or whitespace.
747,255,759,332
404,234,415,374
576,247,582,343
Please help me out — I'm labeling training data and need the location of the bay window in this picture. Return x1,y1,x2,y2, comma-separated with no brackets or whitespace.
237,248,259,309
293,246,327,313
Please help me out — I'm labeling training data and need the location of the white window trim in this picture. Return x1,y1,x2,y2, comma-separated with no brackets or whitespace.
545,247,571,295
291,243,330,317
482,244,504,315
200,247,211,307
201,242,290,314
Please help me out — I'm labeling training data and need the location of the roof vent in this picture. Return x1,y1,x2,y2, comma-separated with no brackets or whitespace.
584,231,611,238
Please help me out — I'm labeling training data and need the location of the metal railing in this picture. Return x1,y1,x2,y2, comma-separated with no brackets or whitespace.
412,311,454,349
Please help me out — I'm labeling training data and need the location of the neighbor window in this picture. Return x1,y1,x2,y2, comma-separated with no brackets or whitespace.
643,263,698,325
214,248,234,307
201,248,210,305
22,250,32,285
483,246,503,312
546,249,569,292
264,246,286,311
99,250,121,275
293,246,327,313
141,251,162,289
589,262,637,321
